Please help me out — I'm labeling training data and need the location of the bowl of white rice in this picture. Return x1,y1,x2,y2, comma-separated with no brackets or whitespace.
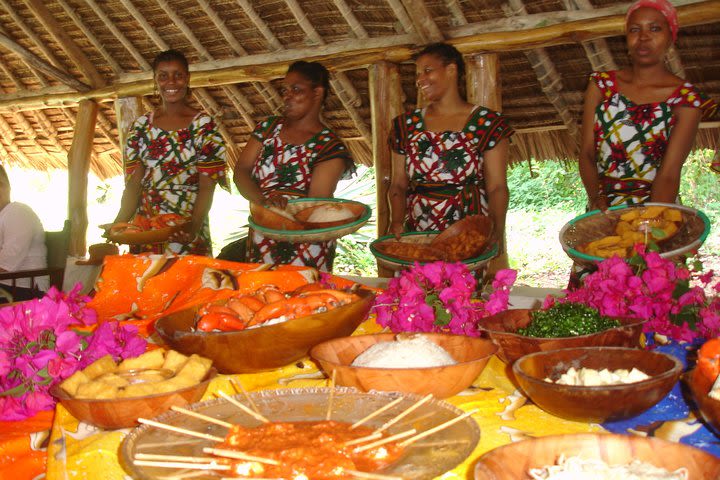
310,332,497,398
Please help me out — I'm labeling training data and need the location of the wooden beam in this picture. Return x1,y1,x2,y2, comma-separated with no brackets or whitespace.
67,100,98,256
83,0,148,70
25,0,105,87
0,32,90,91
331,0,368,38
400,0,444,42
369,61,403,277
386,0,416,36
466,54,501,111
235,0,283,51
561,0,617,72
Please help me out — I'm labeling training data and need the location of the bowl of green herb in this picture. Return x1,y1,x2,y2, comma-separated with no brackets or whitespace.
512,347,682,422
479,304,646,364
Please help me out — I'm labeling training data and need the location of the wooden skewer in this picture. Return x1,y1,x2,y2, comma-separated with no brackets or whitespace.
374,394,433,433
326,369,337,421
135,453,216,463
133,460,230,471
343,469,404,479
138,418,225,443
170,406,233,428
397,409,478,447
217,391,270,423
230,377,261,415
343,431,383,447
353,428,416,453
203,447,280,466
350,397,404,430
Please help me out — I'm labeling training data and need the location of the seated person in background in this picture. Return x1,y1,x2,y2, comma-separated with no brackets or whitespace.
0,164,47,302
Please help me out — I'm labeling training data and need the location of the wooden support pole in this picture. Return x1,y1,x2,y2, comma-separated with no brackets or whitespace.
369,61,403,277
67,100,98,256
465,53,509,273
114,97,144,175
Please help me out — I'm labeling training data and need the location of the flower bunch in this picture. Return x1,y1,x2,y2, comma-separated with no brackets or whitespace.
0,284,147,421
373,262,517,336
546,247,720,343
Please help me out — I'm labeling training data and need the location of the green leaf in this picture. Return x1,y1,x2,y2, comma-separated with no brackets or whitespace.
672,279,691,300
651,227,667,239
0,383,28,398
426,293,452,326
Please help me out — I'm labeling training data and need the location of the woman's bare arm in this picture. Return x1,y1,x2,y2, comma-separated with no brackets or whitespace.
113,167,144,223
483,137,510,247
233,137,266,205
578,80,606,211
388,151,409,237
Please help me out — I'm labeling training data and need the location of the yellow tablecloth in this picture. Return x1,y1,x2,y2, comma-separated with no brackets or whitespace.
45,319,602,479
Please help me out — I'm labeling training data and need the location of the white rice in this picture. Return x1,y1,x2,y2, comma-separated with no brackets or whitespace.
351,334,457,368
307,204,355,222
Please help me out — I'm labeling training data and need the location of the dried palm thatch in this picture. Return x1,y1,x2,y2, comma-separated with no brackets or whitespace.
0,0,717,181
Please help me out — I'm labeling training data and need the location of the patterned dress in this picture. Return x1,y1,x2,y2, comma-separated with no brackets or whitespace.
592,70,717,206
125,111,227,255
248,116,354,272
389,106,514,231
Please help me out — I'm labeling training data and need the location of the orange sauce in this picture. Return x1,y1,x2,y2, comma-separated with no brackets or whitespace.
220,420,404,479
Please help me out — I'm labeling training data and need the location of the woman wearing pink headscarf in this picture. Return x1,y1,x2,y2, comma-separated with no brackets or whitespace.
578,0,717,212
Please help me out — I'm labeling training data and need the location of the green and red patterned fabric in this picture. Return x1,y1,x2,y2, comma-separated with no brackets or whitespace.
248,116,354,271
390,106,513,231
125,112,227,255
592,70,717,206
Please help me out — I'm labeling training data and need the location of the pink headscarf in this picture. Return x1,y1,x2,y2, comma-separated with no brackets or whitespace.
626,0,679,41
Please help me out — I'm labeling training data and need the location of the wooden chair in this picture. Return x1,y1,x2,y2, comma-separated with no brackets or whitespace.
0,219,71,300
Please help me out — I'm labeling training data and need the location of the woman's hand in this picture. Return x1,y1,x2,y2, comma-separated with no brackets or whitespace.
264,195,288,209
168,221,199,244
589,192,610,213
389,221,404,239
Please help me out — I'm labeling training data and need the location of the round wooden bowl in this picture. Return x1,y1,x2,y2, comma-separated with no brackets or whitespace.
686,368,720,437
474,432,720,479
155,289,375,374
310,333,498,398
479,308,646,364
370,232,499,272
50,368,217,429
559,202,710,269
249,198,371,243
294,201,367,229
513,347,682,422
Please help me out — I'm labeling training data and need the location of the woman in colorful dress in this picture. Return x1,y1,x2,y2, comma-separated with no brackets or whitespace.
233,61,354,271
388,43,513,248
579,0,716,212
111,50,227,256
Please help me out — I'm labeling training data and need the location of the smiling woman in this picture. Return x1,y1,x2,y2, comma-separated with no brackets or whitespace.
109,49,228,256
232,61,355,272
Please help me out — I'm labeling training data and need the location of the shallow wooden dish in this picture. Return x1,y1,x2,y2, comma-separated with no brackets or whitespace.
474,432,720,479
294,201,367,228
479,308,646,364
310,333,498,398
430,215,494,262
50,368,217,429
249,202,304,230
513,347,682,422
687,368,720,437
155,289,375,374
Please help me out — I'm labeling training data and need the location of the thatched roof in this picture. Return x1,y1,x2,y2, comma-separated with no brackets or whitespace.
0,0,718,179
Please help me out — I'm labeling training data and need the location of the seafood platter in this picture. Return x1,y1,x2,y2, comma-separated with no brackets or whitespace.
371,215,497,271
559,202,710,267
104,213,188,244
248,197,371,242
120,388,481,479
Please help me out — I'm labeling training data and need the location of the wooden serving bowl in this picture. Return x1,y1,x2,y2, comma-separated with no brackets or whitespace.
474,432,720,479
294,201,367,229
430,215,494,261
310,333,498,398
249,202,304,230
155,289,375,374
687,368,720,437
479,308,646,364
50,369,217,429
513,347,682,422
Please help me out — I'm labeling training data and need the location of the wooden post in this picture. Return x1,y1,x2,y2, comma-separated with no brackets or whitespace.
67,100,99,256
369,61,403,277
114,96,144,174
465,53,509,273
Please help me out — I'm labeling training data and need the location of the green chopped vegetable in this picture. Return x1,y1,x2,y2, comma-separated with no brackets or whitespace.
517,303,621,338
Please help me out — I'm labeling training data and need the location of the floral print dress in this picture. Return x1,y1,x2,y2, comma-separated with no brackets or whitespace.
592,70,717,206
125,112,227,255
249,116,353,272
390,106,513,231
